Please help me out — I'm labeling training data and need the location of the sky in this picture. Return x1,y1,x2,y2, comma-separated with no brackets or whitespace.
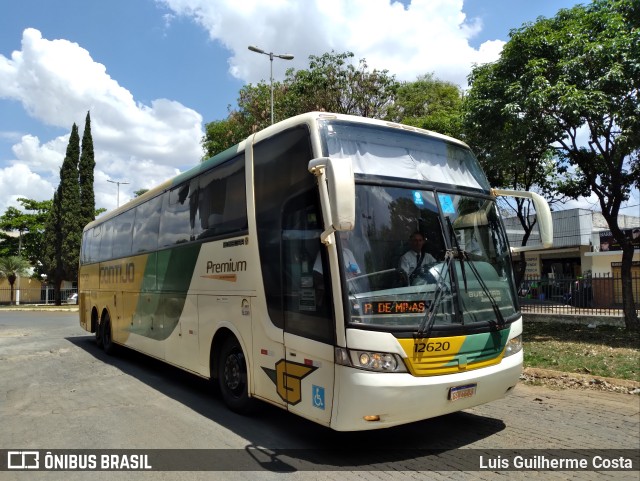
1,0,636,217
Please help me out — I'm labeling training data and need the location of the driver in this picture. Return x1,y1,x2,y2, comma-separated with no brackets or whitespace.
399,231,436,278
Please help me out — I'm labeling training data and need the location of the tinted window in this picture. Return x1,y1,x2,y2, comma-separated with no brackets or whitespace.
112,209,134,258
282,190,334,342
87,226,101,263
81,230,91,264
195,155,247,239
132,195,161,253
158,181,195,247
99,221,114,261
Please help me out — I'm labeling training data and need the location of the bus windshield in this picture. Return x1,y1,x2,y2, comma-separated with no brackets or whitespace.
319,120,517,330
320,120,491,190
337,186,517,329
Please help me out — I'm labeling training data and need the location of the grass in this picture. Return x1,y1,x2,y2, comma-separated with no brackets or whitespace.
523,322,640,382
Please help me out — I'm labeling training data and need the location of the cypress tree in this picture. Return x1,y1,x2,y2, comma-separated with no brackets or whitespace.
42,191,63,303
79,111,95,227
42,123,82,304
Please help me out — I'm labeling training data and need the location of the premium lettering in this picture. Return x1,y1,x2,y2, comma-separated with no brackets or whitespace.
206,259,247,274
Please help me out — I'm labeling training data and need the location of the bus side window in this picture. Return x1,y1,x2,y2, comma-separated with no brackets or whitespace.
132,195,161,254
195,155,247,239
99,220,114,262
158,183,192,247
112,210,134,259
84,226,101,264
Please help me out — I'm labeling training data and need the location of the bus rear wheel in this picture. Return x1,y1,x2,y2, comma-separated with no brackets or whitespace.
101,313,115,355
95,319,103,348
218,337,255,414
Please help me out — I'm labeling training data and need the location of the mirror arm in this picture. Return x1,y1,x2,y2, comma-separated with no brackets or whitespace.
309,158,336,246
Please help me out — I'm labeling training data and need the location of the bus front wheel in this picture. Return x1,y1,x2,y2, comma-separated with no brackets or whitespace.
218,337,255,414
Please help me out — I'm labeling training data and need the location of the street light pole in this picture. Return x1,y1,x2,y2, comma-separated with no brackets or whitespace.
248,45,294,124
107,179,130,208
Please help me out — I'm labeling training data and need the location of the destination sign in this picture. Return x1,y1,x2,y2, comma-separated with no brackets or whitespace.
362,300,427,315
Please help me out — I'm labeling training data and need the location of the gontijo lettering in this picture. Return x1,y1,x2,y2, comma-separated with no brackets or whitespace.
100,262,135,284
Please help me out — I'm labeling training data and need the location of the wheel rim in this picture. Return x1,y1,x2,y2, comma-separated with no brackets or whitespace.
223,349,245,397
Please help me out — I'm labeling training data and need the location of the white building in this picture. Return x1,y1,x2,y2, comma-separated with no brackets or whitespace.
503,208,640,279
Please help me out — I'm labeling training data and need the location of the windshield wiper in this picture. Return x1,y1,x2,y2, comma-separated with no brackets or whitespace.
445,217,506,328
416,249,455,338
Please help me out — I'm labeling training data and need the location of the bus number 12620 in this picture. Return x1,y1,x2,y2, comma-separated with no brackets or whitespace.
414,341,451,353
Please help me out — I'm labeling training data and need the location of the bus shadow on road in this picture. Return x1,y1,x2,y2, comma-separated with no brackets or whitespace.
69,334,506,471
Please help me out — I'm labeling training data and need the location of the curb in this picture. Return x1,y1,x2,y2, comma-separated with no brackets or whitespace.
523,313,626,327
523,367,640,393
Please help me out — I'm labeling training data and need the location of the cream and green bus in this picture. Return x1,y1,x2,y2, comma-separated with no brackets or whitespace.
79,112,552,431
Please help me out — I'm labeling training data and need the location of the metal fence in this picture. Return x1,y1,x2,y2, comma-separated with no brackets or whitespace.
518,273,640,315
3,275,639,314
0,287,77,306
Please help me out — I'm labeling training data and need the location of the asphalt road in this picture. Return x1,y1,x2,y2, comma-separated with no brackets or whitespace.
0,310,638,480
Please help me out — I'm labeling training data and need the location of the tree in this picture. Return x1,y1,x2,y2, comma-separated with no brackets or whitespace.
79,111,95,228
202,51,399,157
202,115,251,160
0,256,31,305
391,73,464,139
286,51,398,119
0,198,51,274
464,62,567,286
464,0,639,330
42,123,83,305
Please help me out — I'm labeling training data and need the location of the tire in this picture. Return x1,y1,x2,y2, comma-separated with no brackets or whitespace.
95,318,103,348
218,337,255,414
101,313,116,355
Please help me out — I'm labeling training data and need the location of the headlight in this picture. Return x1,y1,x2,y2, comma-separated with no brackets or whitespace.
503,334,523,357
335,347,407,372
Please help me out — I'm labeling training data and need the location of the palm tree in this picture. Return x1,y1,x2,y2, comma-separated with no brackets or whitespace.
0,256,31,305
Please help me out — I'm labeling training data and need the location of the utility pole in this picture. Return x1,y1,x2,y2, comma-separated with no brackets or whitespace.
107,179,130,208
248,45,294,124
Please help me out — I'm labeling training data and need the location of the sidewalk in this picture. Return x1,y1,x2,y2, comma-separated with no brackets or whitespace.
0,304,79,312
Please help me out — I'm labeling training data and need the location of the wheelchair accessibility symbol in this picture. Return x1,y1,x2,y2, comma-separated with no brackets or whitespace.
312,385,325,410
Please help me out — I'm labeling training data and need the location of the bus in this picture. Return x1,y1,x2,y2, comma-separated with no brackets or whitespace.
79,112,552,431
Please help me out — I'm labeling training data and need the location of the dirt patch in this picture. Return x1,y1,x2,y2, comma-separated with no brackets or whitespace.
521,367,640,395
0,328,30,338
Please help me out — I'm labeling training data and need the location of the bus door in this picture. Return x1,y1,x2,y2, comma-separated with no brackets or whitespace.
281,198,335,425
251,125,335,422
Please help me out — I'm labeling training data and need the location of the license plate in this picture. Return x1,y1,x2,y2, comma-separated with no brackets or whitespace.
449,384,477,401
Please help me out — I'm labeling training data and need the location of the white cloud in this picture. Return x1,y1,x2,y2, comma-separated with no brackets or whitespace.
0,28,204,213
157,0,504,86
11,134,68,177
0,164,54,213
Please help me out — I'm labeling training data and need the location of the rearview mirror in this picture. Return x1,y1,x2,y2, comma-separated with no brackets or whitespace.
492,188,553,250
308,157,355,242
